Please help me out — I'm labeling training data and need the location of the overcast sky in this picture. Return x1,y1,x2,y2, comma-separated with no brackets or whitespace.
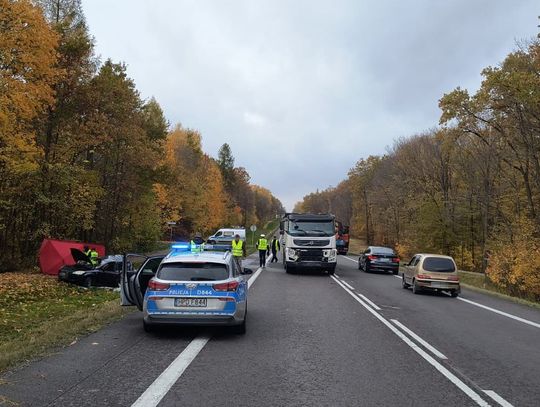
82,0,537,210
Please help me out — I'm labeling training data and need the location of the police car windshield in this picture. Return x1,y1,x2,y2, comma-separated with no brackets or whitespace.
157,262,229,281
288,221,334,237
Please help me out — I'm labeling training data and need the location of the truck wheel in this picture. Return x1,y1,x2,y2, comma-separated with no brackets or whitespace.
84,276,93,288
327,268,335,276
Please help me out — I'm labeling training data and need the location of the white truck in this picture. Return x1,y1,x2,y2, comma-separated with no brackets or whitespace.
280,213,337,275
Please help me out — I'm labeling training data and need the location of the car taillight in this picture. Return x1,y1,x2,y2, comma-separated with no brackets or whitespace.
392,257,400,263
213,281,239,292
367,255,378,260
148,280,170,291
447,275,459,281
417,274,431,280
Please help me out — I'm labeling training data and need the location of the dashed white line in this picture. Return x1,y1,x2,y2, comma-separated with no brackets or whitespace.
483,390,514,407
343,256,358,263
131,255,269,407
393,275,402,280
391,319,448,359
340,280,355,290
458,297,540,329
330,275,490,406
355,292,381,311
131,335,210,407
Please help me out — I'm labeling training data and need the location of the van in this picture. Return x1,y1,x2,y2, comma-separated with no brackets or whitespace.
207,228,246,245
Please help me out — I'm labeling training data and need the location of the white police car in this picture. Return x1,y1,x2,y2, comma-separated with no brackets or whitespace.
120,244,252,334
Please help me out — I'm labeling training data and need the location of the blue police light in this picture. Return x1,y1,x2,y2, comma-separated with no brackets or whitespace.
171,242,191,251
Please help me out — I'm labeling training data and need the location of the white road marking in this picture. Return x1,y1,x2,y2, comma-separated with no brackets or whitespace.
343,256,358,263
333,276,381,310
131,335,211,407
340,280,355,290
334,273,340,278
391,319,448,360
393,275,402,280
458,297,540,329
330,275,490,407
482,390,514,407
355,293,381,311
131,255,268,407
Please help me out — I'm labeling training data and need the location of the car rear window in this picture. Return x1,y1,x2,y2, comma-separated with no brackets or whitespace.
372,247,395,255
157,262,229,281
423,257,456,272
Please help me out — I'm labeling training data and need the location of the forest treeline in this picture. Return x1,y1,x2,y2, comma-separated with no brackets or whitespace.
0,0,283,271
295,40,540,298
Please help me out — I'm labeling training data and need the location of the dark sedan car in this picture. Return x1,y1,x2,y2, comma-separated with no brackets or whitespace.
58,249,126,288
358,246,400,275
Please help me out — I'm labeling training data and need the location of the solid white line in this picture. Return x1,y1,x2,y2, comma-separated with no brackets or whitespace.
330,275,489,407
333,276,381,310
340,280,355,290
458,297,540,329
391,319,448,360
334,273,340,278
356,293,381,311
343,256,358,263
482,390,514,407
131,336,211,407
132,256,267,407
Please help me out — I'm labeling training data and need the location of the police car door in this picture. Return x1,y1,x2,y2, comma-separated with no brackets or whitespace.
132,256,165,311
121,254,146,306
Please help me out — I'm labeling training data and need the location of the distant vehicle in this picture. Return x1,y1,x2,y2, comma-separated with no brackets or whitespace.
120,243,253,333
335,221,350,254
358,246,400,275
206,228,246,245
402,254,460,297
280,213,337,275
58,249,127,288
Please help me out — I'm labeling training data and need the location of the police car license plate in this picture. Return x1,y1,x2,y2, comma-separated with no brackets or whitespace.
175,298,207,307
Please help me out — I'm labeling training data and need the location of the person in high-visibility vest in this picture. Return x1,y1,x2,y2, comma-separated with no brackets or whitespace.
256,234,268,268
231,234,246,271
90,248,99,267
270,235,280,263
190,232,205,252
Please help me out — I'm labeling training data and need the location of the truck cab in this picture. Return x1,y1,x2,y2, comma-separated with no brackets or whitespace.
280,213,337,275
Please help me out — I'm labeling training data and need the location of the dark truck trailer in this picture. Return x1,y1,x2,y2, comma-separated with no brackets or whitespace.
336,221,350,255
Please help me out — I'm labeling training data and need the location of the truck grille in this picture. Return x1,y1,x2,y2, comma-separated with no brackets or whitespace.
293,239,330,247
297,249,324,261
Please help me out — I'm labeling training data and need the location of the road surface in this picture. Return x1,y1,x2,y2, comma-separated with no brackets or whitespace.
1,253,539,406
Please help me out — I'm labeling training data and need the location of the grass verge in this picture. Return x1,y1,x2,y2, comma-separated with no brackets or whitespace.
458,271,540,309
0,272,132,373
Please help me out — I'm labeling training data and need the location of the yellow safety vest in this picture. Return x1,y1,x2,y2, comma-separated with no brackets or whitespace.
257,238,268,250
231,240,244,257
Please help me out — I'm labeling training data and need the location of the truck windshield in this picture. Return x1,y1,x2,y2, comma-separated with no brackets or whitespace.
287,221,335,237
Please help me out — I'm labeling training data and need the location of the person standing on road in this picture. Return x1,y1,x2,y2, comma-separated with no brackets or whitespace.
231,234,246,271
191,232,205,252
270,235,280,263
256,234,268,268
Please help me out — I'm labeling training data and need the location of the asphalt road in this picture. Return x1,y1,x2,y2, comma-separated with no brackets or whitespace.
1,253,539,406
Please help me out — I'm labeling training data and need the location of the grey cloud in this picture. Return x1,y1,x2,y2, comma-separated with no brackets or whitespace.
82,0,538,210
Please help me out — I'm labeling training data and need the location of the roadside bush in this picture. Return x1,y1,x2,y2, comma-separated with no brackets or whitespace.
486,220,540,300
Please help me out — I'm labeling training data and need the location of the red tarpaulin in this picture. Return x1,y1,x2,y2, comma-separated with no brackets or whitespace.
39,239,106,275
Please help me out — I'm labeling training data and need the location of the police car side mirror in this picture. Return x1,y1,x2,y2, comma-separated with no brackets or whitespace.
242,268,254,275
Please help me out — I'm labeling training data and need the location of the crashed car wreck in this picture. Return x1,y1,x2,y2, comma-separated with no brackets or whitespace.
58,249,128,288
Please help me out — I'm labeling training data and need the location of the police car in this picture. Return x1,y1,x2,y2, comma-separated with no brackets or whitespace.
120,243,252,334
